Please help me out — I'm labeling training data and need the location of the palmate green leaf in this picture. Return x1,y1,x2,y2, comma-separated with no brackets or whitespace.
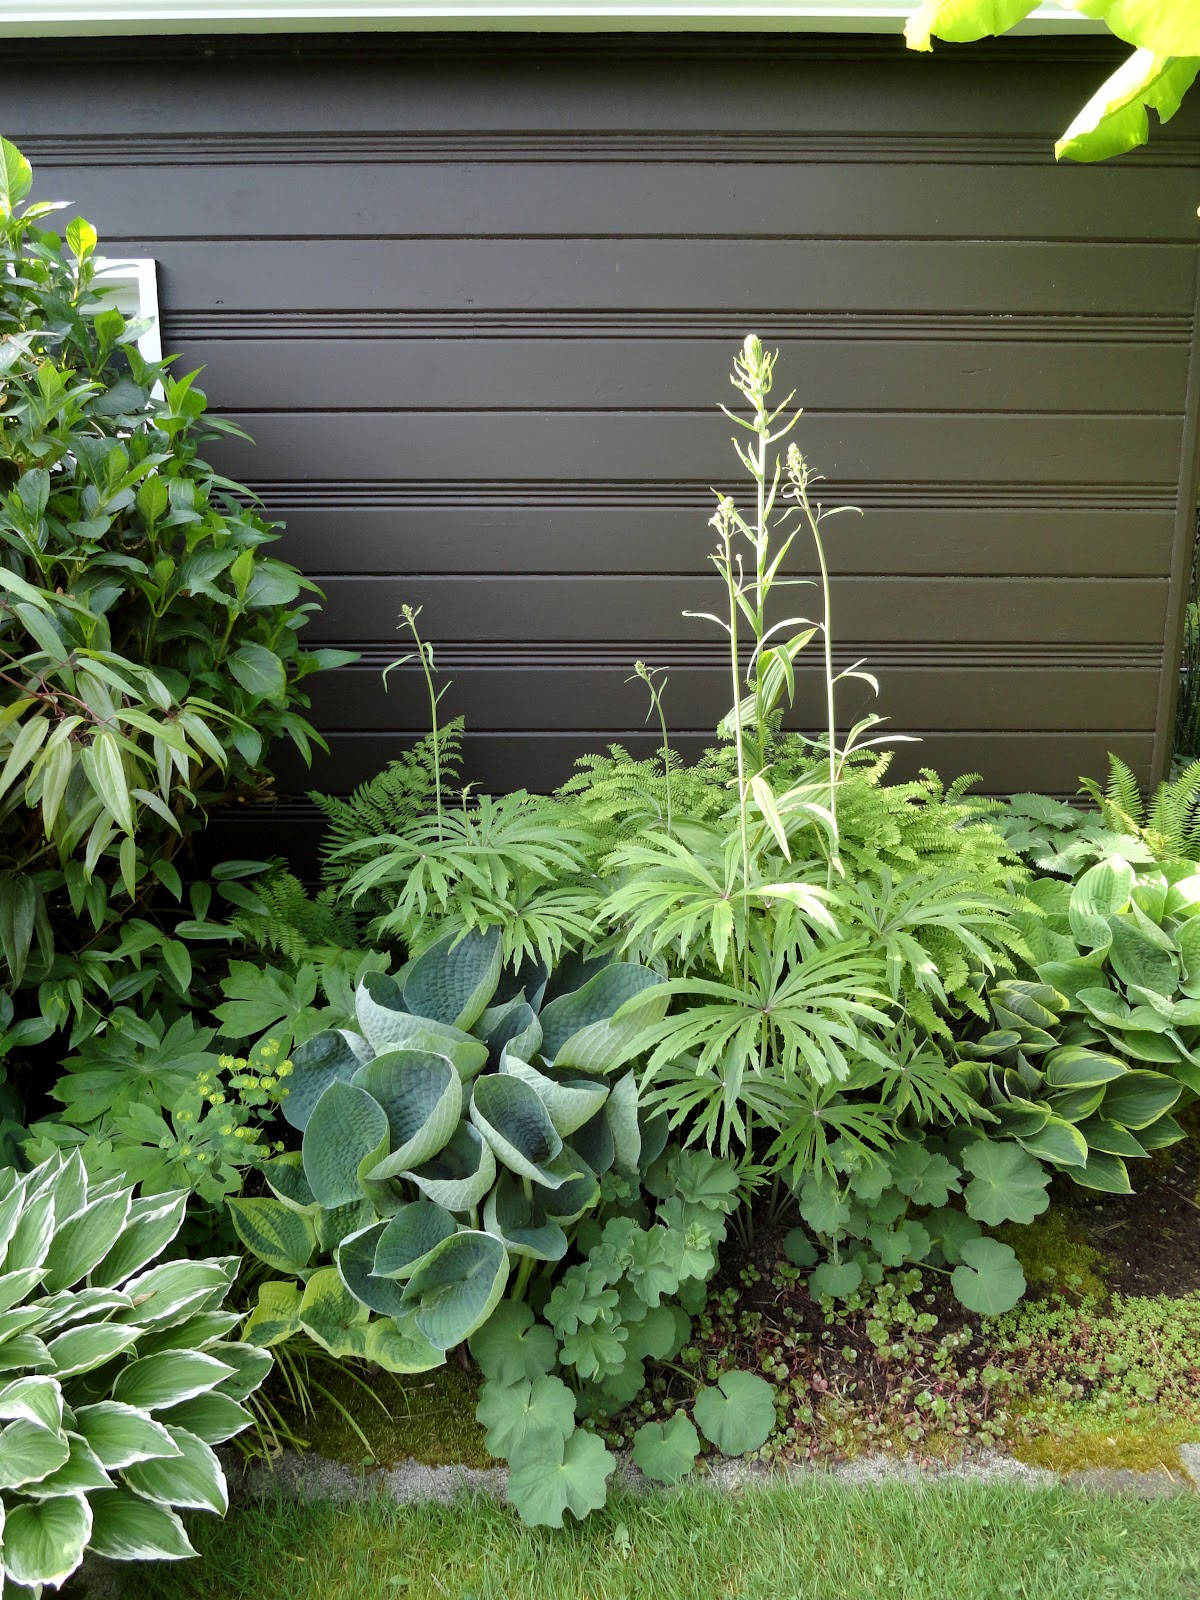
402,1230,509,1351
4,1493,92,1588
73,1403,183,1471
357,1052,462,1179
302,1080,390,1208
506,1425,614,1528
476,1373,575,1457
469,1300,556,1385
808,1259,864,1300
86,1488,196,1562
693,1371,776,1455
470,1075,565,1187
632,1412,701,1485
961,1140,1051,1226
121,1425,228,1514
950,1237,1026,1316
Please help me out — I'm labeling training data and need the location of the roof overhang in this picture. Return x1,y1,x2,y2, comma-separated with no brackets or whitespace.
0,1,1107,38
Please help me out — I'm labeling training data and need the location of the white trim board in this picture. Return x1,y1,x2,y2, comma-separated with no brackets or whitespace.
93,258,162,368
0,1,1105,37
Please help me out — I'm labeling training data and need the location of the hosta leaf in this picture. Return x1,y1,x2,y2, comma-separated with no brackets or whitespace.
1074,1116,1147,1159
469,1300,556,1385
402,928,503,1031
0,1420,70,1488
361,1313,446,1375
483,1171,569,1262
951,1238,1026,1316
110,1261,234,1328
632,1412,700,1485
227,1198,316,1275
302,1081,390,1208
543,1159,600,1227
86,1489,196,1562
1017,1116,1088,1169
1069,856,1133,930
506,1425,614,1528
357,1052,462,1179
402,1230,509,1350
209,1343,272,1403
808,1260,864,1300
5,1191,55,1273
404,1123,496,1212
297,1268,370,1360
122,1425,228,1513
337,1223,410,1318
1073,1150,1133,1194
281,1030,365,1132
46,1323,141,1380
373,1202,458,1281
42,1192,133,1294
1046,1083,1108,1123
1137,1112,1186,1151
1043,1047,1129,1090
1100,1069,1181,1130
156,1393,253,1447
541,964,668,1071
470,1075,565,1186
961,1141,1050,1226
480,998,543,1068
73,1403,182,1471
693,1371,776,1455
604,1071,642,1173
1107,915,1179,997
4,1493,92,1587
500,1057,608,1138
476,1373,575,1457
242,1280,304,1348
90,1193,187,1288
26,1434,113,1498
0,1377,62,1431
315,1198,375,1254
112,1351,235,1411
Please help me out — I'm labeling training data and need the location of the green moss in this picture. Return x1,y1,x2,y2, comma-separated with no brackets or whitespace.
996,1210,1108,1302
1013,1414,1195,1480
252,1351,491,1469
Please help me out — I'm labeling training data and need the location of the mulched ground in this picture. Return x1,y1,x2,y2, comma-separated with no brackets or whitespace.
1066,1132,1200,1298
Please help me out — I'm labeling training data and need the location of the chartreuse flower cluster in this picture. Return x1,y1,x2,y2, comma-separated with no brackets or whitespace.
0,1151,269,1593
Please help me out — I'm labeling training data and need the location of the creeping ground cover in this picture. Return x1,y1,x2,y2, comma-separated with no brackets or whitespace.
0,131,1199,1590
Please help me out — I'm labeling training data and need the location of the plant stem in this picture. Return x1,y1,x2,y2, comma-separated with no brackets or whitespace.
401,605,442,841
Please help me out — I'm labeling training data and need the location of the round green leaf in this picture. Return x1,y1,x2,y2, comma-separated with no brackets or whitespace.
807,1260,864,1301
783,1229,817,1268
476,1373,575,1457
693,1371,776,1456
632,1412,701,1485
961,1141,1051,1226
470,1075,565,1186
506,1425,614,1527
302,1080,390,1208
402,1230,509,1351
469,1300,557,1385
951,1237,1026,1316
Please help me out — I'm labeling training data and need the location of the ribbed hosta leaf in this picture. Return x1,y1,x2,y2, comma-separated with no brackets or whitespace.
356,1052,462,1179
404,1123,496,1212
372,1202,458,1281
73,1403,182,1471
297,1268,370,1360
86,1490,196,1562
227,1198,316,1275
109,1260,234,1329
89,1194,188,1288
242,1281,303,1348
470,1075,564,1186
262,1153,319,1214
402,1230,509,1350
479,998,544,1068
42,1192,133,1294
483,1171,568,1262
337,1223,411,1318
282,1029,367,1132
356,973,489,1079
540,964,667,1070
154,1393,253,1447
111,1351,235,1412
605,1071,642,1172
4,1493,92,1587
542,1158,600,1226
402,927,502,1031
363,1313,446,1375
355,970,411,1051
0,1377,62,1431
500,1056,608,1137
303,1081,390,1208
122,1426,228,1514
209,1343,272,1403
46,1324,141,1380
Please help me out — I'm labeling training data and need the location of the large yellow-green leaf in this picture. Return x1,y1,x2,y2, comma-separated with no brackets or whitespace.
297,1267,370,1359
227,1198,317,1276
402,1230,509,1350
1057,47,1200,159
363,1313,446,1375
1066,0,1200,55
302,1081,390,1208
241,1281,304,1348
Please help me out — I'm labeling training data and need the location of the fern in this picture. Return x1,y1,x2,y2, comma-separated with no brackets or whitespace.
313,718,465,897
557,743,724,843
1079,752,1200,860
234,869,365,967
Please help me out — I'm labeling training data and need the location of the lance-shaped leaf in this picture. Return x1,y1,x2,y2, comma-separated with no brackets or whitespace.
604,1071,641,1172
90,1193,188,1288
401,1230,509,1350
86,1490,196,1562
540,964,668,1071
297,1267,370,1360
73,1403,182,1471
281,1030,365,1132
154,1393,253,1448
404,1124,497,1212
1100,1068,1181,1130
356,1052,462,1179
1043,1047,1128,1091
500,1056,608,1137
0,1377,62,1432
302,1081,390,1208
25,1434,113,1500
372,1202,458,1281
1075,1116,1147,1159
1057,48,1200,163
42,1190,133,1293
4,1493,93,1588
122,1425,228,1514
483,1171,569,1262
402,927,502,1031
471,1075,565,1186
337,1223,410,1318
0,1420,70,1488
362,1313,446,1375
1074,1150,1133,1193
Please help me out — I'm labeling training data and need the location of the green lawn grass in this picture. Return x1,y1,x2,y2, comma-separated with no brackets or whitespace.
121,1480,1200,1600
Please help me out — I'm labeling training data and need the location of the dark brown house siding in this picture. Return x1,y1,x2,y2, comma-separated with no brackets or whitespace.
6,33,1200,859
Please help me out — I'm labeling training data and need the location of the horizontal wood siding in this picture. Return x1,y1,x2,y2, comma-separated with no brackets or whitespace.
6,34,1200,857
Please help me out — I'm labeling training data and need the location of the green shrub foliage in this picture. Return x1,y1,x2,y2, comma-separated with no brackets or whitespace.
0,1151,268,1589
0,137,350,1097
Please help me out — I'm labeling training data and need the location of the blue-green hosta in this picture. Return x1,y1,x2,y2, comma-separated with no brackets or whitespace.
234,929,668,1367
0,1151,268,1595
